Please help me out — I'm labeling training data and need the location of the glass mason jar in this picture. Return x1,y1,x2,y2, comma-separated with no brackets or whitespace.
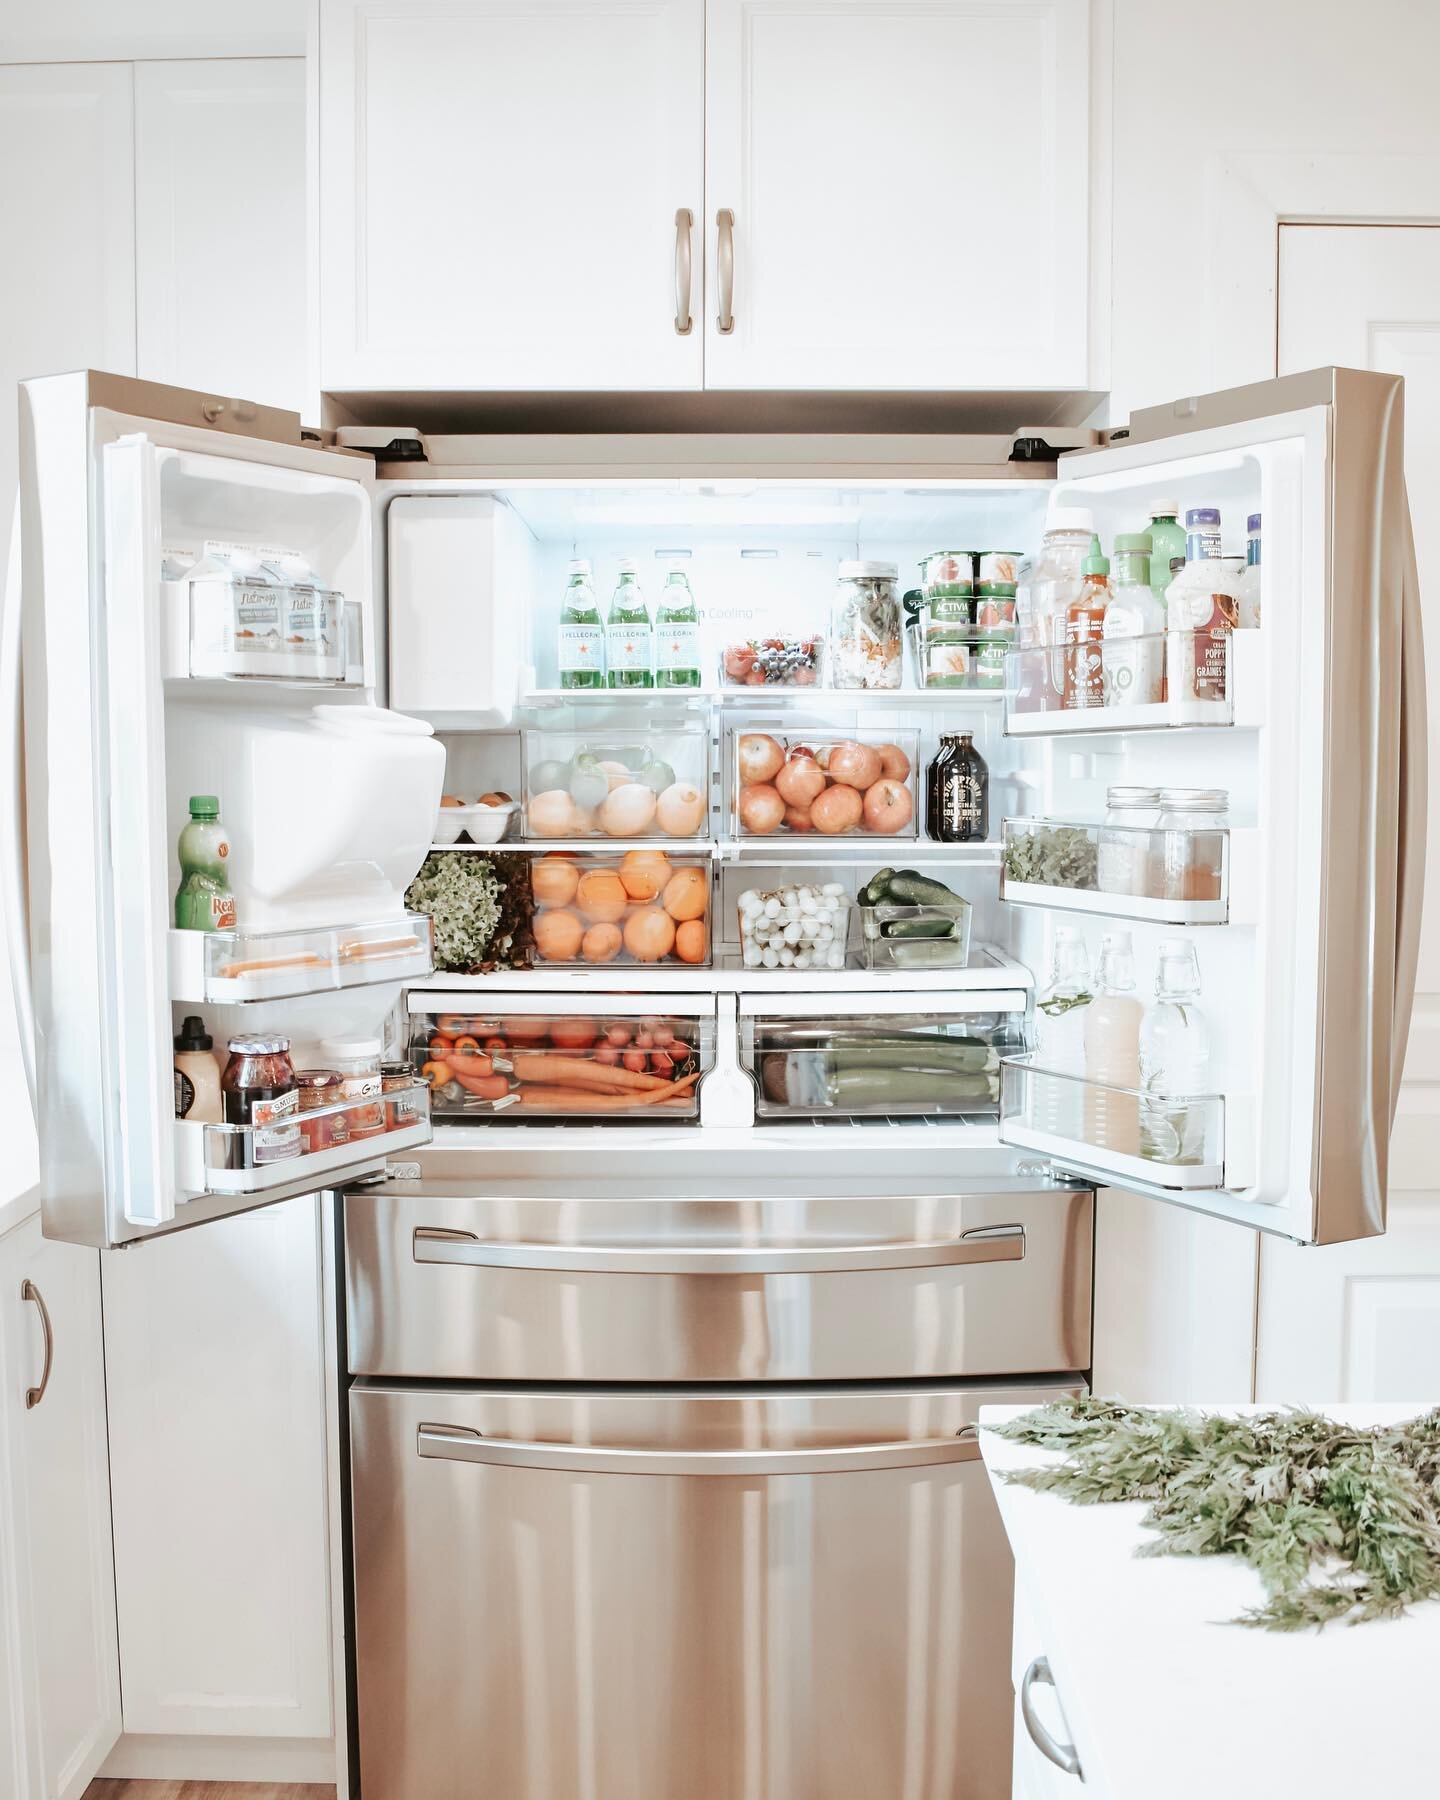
1097,786,1161,896
319,1034,385,1139
1155,788,1229,902
830,560,903,689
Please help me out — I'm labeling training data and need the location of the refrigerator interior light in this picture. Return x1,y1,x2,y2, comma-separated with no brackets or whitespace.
572,499,864,529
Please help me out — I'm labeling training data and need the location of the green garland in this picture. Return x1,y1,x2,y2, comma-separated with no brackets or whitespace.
992,1396,1440,1631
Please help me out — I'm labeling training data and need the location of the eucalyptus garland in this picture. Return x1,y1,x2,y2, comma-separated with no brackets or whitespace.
992,1397,1440,1631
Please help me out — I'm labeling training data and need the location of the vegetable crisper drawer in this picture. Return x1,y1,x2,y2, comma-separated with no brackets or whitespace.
344,1185,1094,1382
740,993,1027,1120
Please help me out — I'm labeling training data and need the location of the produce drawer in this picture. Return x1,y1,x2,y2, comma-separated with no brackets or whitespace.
409,993,715,1121
739,992,1028,1121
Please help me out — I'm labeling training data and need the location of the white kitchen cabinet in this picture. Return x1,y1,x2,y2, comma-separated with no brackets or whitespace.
134,58,307,412
316,0,706,393
0,1211,120,1799
702,0,1091,391
102,1196,334,1741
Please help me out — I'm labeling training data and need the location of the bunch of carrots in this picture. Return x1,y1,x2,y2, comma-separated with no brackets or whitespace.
420,1014,700,1113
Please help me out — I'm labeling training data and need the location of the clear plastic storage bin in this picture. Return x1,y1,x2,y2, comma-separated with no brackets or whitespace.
522,727,710,840
527,850,713,967
731,729,920,838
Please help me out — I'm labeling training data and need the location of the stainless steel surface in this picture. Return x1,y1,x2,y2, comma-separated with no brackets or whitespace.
417,1419,984,1475
716,207,736,333
353,1381,1079,1800
20,1279,52,1410
345,1183,1093,1381
1395,499,1428,1124
1020,1656,1082,1779
2,502,33,1107
673,207,694,335
1114,365,1344,446
410,1218,1025,1273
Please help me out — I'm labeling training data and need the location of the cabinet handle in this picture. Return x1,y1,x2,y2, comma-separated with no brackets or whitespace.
673,208,694,335
1020,1656,1083,1779
716,208,736,334
20,1279,52,1410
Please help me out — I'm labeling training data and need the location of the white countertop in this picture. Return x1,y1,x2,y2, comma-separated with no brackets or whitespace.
980,1403,1440,1800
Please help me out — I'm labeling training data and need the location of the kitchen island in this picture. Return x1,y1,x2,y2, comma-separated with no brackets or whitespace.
980,1404,1440,1800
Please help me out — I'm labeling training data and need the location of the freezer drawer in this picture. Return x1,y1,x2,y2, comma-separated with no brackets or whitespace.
344,1184,1093,1381
351,1381,1081,1800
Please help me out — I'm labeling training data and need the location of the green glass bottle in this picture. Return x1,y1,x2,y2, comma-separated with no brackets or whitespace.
654,562,701,688
557,558,605,690
174,796,236,932
605,559,653,689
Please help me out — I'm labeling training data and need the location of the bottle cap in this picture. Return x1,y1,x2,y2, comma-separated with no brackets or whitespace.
1247,513,1262,533
174,1014,212,1052
1106,785,1160,806
1149,499,1180,519
566,557,592,577
1081,534,1110,577
1184,507,1221,528
838,559,898,579
1114,532,1153,554
188,795,220,817
616,557,638,575
320,1035,383,1059
1044,506,1093,535
1158,788,1228,810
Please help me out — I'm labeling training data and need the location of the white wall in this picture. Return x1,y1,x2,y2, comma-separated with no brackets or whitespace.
1106,0,1440,421
0,0,304,62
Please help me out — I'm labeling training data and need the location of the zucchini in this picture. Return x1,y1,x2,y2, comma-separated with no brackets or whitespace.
828,1044,997,1075
860,868,896,907
886,872,968,912
882,916,957,940
823,1068,997,1110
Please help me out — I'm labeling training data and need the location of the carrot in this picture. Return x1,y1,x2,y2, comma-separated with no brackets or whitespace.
509,1052,672,1091
447,1047,495,1076
515,1073,699,1111
453,1034,481,1054
450,1069,510,1102
430,1034,455,1053
420,1060,451,1087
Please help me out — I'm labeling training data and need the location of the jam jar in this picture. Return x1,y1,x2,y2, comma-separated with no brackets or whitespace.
221,1036,300,1165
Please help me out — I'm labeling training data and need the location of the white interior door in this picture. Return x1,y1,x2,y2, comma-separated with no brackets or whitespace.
701,0,1090,390
1256,225,1440,1396
317,0,705,392
135,58,306,413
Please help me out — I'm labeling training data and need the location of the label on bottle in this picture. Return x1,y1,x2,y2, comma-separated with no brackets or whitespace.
558,624,605,674
1064,611,1107,708
935,768,986,840
1167,596,1232,702
285,588,338,651
606,623,651,675
1185,524,1223,563
175,1069,194,1119
252,1088,301,1163
233,582,283,649
209,890,236,930
655,622,700,672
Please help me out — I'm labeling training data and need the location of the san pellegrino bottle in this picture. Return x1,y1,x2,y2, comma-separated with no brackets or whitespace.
606,558,653,689
654,561,702,688
1083,930,1143,1153
558,557,605,689
1035,926,1093,1141
175,795,236,932
1139,938,1212,1166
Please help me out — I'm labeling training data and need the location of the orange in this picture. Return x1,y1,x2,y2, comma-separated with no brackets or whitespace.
576,868,629,923
623,906,676,963
675,918,708,964
581,921,623,963
661,865,709,922
619,848,672,901
531,856,580,907
533,909,584,961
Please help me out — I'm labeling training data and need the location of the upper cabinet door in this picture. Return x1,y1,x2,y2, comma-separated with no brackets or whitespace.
702,0,1091,391
317,0,705,393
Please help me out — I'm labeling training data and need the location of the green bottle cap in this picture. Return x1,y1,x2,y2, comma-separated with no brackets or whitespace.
1082,534,1110,577
1114,532,1152,554
188,795,220,817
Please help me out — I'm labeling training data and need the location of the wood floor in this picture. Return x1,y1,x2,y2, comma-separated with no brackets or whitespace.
84,1784,336,1799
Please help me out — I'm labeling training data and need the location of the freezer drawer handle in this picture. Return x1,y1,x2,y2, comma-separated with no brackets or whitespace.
1020,1656,1083,1779
20,1280,53,1410
411,1222,1025,1275
417,1422,983,1476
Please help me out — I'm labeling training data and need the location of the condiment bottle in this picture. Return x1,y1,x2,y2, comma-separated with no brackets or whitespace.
221,1035,300,1165
1144,501,1187,607
1063,535,1109,709
173,1015,223,1123
175,795,236,932
1164,508,1239,703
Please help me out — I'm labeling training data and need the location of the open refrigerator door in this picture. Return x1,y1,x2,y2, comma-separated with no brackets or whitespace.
18,373,443,1247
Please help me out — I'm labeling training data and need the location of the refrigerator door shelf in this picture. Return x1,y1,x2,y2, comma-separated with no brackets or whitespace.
168,913,434,1004
175,1081,432,1198
998,1056,1242,1194
162,578,364,687
1003,627,1263,736
1001,819,1258,927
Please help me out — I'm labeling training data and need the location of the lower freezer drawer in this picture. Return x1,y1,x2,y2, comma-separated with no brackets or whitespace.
344,1185,1094,1381
351,1380,1082,1800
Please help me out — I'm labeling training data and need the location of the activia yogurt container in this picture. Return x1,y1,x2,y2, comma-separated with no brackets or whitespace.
976,550,1022,596
920,551,973,599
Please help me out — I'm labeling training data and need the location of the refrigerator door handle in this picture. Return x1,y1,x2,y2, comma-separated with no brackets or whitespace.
2,503,34,1108
1020,1657,1083,1779
1393,504,1428,1120
410,1221,1026,1274
416,1422,983,1476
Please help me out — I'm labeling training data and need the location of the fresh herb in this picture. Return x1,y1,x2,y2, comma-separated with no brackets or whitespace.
1004,826,1098,890
405,851,535,972
993,1396,1440,1630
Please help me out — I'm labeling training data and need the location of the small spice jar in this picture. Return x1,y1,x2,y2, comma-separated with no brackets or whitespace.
1155,788,1229,902
295,1069,345,1152
221,1036,300,1165
382,1060,421,1132
320,1034,385,1139
1096,786,1161,897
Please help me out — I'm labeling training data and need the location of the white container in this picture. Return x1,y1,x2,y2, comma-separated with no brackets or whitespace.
433,800,518,845
319,1033,385,1139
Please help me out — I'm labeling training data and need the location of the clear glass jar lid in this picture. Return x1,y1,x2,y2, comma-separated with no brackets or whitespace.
1106,786,1161,808
1156,787,1228,810
838,560,897,580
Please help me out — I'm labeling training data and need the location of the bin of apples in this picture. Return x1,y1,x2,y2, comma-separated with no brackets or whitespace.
733,732,918,836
